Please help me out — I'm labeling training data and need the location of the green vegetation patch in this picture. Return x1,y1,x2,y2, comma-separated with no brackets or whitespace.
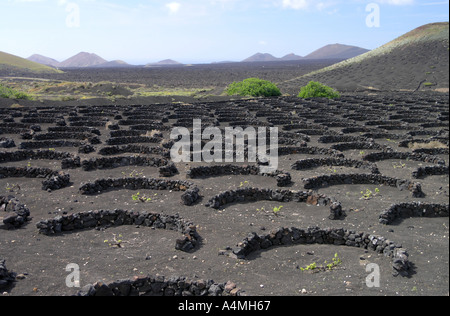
226,78,282,97
0,83,33,100
298,81,340,99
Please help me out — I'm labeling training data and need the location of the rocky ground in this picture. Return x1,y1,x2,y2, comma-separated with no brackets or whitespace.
0,65,448,297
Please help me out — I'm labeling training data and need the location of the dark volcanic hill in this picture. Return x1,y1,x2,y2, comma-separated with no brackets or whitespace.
242,45,366,63
27,54,61,68
280,53,304,61
305,44,370,60
145,59,183,67
242,53,279,62
279,22,450,94
92,60,134,68
59,52,108,68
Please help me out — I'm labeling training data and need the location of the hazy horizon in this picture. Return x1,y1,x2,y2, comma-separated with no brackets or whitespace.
2,0,449,64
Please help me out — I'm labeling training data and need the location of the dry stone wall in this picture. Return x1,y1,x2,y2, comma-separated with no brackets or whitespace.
1,196,31,229
223,226,412,277
302,174,425,198
36,210,200,252
0,259,16,290
0,167,71,191
379,202,449,225
76,276,242,297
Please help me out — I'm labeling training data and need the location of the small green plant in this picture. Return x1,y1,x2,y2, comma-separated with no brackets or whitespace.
326,253,342,270
298,81,340,99
104,234,125,248
239,181,249,188
359,151,365,156
393,162,406,169
226,78,282,97
360,189,372,200
360,188,381,200
132,192,140,201
123,170,144,178
132,192,152,203
301,262,317,271
5,183,21,193
300,253,342,272
272,206,283,216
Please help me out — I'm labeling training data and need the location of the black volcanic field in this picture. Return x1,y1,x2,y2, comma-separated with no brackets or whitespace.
0,25,449,297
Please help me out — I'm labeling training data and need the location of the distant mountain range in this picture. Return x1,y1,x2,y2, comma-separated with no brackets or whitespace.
26,52,186,69
242,44,369,62
21,43,369,69
27,52,135,69
241,53,304,62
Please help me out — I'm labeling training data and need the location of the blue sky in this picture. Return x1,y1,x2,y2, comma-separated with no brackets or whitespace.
1,0,449,64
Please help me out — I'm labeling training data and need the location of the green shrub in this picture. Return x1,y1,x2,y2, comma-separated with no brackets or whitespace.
226,78,282,97
0,83,32,100
298,81,340,99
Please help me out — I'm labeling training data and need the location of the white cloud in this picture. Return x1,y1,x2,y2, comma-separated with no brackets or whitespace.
281,0,416,11
166,2,181,14
281,0,338,11
282,0,309,10
375,0,414,5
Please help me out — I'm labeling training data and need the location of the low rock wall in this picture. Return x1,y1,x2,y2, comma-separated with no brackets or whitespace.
80,156,169,171
412,165,449,179
76,276,242,297
224,226,412,277
0,259,16,290
0,150,75,163
302,174,425,198
36,210,199,252
187,165,292,187
0,167,70,191
79,178,199,206
363,151,446,165
379,202,449,225
1,196,31,229
205,187,333,209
